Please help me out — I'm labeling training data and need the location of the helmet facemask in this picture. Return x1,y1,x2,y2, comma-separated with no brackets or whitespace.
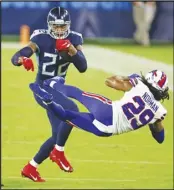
143,70,170,101
48,20,70,39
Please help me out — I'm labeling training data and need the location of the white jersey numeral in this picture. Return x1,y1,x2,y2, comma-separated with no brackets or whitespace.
42,52,69,77
57,62,70,76
42,52,57,76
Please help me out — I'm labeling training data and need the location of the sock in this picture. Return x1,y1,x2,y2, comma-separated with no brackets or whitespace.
55,144,64,151
29,159,39,168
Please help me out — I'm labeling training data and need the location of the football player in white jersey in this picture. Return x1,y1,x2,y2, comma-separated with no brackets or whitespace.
29,70,169,172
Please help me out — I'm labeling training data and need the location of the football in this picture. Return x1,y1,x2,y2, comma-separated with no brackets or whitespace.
59,51,72,62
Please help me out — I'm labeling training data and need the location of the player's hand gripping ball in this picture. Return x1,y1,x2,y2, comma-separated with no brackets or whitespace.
56,39,72,62
56,39,71,51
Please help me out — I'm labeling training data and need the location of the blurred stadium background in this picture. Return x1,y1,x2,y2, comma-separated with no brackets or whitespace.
2,1,173,189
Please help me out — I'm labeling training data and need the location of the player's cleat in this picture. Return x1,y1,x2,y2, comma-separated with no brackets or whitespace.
29,83,53,104
44,76,65,87
21,163,45,182
49,147,73,172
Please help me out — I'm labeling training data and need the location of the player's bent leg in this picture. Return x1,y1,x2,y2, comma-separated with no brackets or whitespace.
46,102,112,137
61,86,113,126
29,83,78,121
29,82,78,172
38,94,113,137
44,78,83,102
46,87,79,173
44,79,113,123
30,82,112,136
28,82,65,177
22,84,55,182
69,114,113,137
30,83,53,105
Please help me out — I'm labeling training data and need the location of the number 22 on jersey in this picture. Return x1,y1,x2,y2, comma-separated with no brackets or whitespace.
42,52,69,77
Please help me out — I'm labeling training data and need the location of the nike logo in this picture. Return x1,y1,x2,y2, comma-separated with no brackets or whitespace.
30,174,38,181
59,160,70,171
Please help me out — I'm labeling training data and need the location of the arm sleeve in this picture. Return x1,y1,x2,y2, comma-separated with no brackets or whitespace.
11,46,33,66
71,50,87,73
70,33,87,73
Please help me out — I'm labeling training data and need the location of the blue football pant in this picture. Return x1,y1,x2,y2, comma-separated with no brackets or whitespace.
33,85,78,164
52,83,113,125
47,102,113,137
44,83,113,137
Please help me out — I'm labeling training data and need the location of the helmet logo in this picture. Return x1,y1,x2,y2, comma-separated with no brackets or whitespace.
50,13,57,20
152,70,157,76
158,72,167,88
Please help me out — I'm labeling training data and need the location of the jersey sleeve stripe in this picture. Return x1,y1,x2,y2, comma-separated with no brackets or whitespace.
70,31,83,39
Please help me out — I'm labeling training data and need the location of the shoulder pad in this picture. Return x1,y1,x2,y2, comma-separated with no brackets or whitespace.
70,31,82,39
30,29,49,40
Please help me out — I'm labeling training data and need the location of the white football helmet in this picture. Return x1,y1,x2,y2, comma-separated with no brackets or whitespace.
145,70,168,92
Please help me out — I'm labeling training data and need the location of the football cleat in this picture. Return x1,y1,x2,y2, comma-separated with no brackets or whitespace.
49,147,73,172
21,163,45,182
29,83,53,104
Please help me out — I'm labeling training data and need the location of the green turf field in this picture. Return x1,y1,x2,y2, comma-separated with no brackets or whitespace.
2,45,173,189
100,44,173,65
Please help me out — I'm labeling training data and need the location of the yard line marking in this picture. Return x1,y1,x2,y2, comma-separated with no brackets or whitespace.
4,141,161,149
84,45,173,91
2,157,167,165
6,176,136,182
74,159,167,165
96,143,162,149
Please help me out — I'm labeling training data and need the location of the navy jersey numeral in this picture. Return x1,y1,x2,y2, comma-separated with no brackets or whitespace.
122,96,154,129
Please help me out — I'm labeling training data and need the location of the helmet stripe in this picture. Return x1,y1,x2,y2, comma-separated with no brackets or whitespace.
158,73,167,88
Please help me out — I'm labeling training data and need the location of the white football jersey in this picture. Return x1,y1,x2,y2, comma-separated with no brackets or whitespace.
112,78,167,135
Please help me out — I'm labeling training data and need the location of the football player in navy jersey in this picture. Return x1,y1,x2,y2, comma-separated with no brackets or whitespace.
11,7,87,182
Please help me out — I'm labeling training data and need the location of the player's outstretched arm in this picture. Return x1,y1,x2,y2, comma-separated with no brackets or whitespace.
149,120,165,144
11,42,37,72
105,75,133,92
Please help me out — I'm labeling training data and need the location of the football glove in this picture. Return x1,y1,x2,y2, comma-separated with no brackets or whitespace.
56,39,71,51
21,57,34,72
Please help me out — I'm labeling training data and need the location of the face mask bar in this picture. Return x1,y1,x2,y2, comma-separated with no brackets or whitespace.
48,20,71,39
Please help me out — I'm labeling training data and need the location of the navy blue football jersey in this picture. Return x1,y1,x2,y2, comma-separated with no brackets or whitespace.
30,29,83,83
